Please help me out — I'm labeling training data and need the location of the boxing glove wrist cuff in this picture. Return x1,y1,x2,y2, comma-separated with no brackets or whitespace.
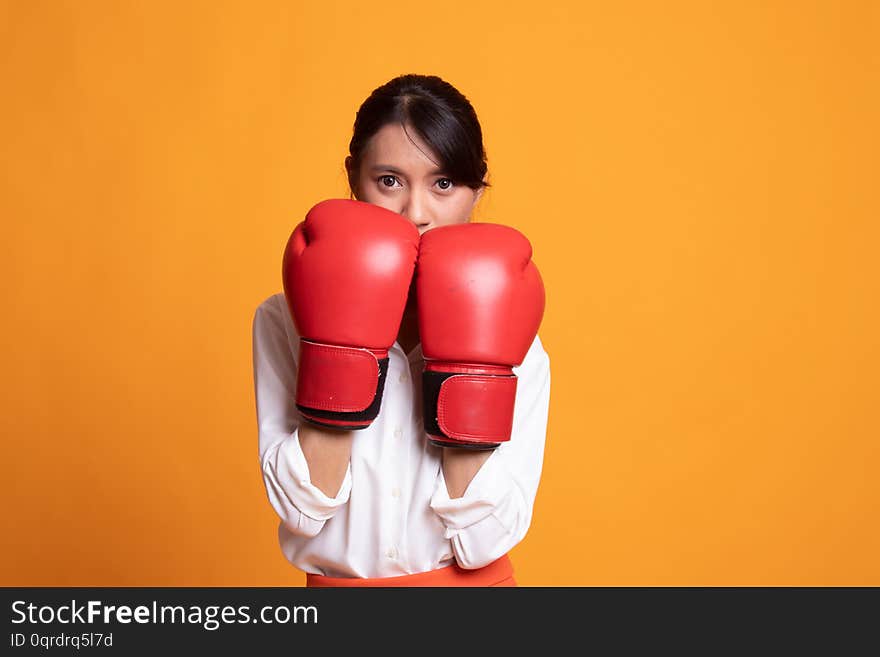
422,366,517,449
295,340,389,430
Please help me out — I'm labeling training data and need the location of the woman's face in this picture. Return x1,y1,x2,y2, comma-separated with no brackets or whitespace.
347,122,483,235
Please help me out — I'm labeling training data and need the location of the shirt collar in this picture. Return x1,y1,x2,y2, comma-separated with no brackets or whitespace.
392,341,423,364
406,343,423,363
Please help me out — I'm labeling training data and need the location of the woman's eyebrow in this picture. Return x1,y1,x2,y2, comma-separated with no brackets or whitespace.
370,165,446,175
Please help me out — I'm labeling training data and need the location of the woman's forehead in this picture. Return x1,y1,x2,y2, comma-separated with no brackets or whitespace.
363,123,443,173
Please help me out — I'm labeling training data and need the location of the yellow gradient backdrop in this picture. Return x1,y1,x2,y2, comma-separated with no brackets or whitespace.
2,1,877,586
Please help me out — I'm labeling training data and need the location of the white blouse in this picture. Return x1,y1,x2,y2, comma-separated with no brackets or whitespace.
252,292,552,578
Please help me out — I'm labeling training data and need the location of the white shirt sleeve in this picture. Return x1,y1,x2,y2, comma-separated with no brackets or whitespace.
428,335,552,569
252,294,352,539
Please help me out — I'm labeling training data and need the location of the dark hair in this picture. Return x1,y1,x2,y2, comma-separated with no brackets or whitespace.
346,74,490,196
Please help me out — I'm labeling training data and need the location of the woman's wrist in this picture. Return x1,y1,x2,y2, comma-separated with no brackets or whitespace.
440,448,493,499
299,423,354,497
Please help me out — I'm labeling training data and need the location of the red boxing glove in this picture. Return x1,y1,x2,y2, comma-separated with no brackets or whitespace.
417,223,545,449
281,199,419,429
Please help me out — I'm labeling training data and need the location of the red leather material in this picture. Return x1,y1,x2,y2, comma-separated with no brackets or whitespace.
298,412,372,429
437,375,518,445
295,340,380,413
280,199,419,426
416,223,544,366
282,199,419,350
417,223,545,447
425,362,512,375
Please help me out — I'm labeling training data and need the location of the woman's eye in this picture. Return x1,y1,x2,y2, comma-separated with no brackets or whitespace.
379,175,399,188
436,178,454,190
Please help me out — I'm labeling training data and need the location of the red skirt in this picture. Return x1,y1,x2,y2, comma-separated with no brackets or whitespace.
306,554,516,587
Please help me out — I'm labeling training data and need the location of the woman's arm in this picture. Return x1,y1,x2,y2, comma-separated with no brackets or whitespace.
298,424,354,497
441,450,493,499
429,335,552,568
254,295,352,537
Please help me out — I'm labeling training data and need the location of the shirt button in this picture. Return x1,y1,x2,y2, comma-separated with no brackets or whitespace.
386,547,398,560
391,487,401,499
393,426,403,439
399,371,408,383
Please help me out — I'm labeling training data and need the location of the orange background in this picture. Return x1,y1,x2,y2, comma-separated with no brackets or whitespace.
2,1,877,586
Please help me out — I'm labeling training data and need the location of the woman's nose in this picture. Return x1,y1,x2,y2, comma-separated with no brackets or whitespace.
401,196,432,231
